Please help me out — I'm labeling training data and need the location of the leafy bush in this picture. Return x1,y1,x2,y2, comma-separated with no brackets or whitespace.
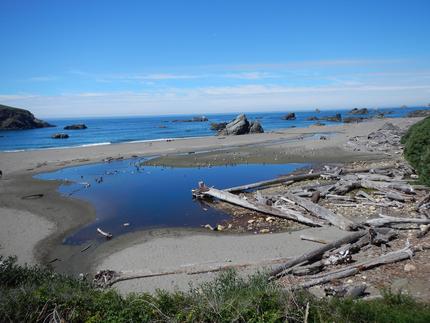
402,116,430,185
1,256,430,322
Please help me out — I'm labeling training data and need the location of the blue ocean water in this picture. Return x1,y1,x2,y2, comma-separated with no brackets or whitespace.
0,107,425,151
36,159,306,244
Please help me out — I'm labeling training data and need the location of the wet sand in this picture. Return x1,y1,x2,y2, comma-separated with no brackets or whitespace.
0,117,417,291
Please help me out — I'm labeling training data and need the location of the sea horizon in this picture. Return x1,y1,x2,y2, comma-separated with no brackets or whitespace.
1,105,427,152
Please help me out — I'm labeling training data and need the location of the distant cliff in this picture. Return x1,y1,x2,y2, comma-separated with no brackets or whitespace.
0,104,54,130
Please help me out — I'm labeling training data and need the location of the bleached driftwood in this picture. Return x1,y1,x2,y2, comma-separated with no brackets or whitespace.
269,231,367,278
225,166,395,193
193,182,323,227
95,255,296,287
282,192,355,231
97,228,113,239
294,245,414,289
365,214,430,227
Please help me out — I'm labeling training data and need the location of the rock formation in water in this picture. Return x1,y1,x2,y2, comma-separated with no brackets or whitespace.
172,116,208,122
52,133,69,139
282,112,296,120
64,124,87,130
217,114,264,135
343,116,367,123
0,104,54,130
320,113,342,122
210,122,228,131
349,108,369,115
307,116,319,121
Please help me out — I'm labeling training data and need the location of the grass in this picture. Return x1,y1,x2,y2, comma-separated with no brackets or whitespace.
1,256,430,322
402,116,430,186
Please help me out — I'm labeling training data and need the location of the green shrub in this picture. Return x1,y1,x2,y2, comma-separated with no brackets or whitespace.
1,256,430,322
402,116,430,185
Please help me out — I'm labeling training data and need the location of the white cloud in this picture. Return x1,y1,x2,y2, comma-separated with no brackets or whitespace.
2,83,429,118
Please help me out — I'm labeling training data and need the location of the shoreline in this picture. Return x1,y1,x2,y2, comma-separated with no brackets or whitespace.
0,117,419,287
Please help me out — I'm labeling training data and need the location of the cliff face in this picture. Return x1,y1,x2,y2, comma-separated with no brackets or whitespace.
0,104,54,130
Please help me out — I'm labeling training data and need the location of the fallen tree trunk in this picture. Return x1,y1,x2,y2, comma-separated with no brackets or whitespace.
294,245,414,289
269,231,367,279
96,256,295,287
225,172,322,193
365,214,430,227
193,183,323,227
225,166,395,193
282,192,355,231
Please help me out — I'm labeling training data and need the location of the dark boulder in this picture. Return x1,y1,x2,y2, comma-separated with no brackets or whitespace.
210,122,227,131
249,121,264,133
52,133,69,139
282,112,296,120
0,104,54,130
219,114,250,135
343,117,367,123
320,113,342,122
307,116,319,121
349,108,369,115
64,123,87,130
218,114,264,135
407,109,430,118
172,116,208,122
314,121,326,126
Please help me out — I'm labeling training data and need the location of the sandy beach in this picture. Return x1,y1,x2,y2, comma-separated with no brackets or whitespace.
0,117,423,293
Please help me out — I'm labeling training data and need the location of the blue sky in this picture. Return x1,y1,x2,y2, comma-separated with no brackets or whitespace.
1,0,430,117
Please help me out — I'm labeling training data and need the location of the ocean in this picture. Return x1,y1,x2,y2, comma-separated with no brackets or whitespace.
0,107,423,152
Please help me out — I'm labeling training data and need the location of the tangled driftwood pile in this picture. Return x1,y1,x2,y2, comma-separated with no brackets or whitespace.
189,163,430,295
345,122,404,154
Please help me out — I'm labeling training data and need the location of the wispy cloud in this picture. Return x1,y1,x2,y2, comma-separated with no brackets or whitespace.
25,76,58,82
2,82,429,117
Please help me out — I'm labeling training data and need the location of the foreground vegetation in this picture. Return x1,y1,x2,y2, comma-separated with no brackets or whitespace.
1,256,430,322
402,116,430,186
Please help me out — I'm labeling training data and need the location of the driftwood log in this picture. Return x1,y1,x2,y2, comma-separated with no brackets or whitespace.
294,245,414,289
269,231,367,278
282,192,355,231
193,182,323,227
365,214,430,227
225,166,395,193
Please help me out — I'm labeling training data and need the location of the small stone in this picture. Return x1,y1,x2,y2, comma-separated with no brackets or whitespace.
265,216,275,222
404,263,416,272
216,224,225,231
260,229,270,233
346,279,353,284
247,219,255,224
227,224,232,229
123,222,130,227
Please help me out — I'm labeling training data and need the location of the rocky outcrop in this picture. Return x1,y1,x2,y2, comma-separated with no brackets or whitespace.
52,133,69,139
349,108,369,115
307,116,319,121
210,122,228,131
172,116,208,122
0,104,54,130
282,113,296,120
320,113,342,122
249,121,264,133
343,117,367,123
64,124,87,130
218,114,264,135
407,109,430,117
